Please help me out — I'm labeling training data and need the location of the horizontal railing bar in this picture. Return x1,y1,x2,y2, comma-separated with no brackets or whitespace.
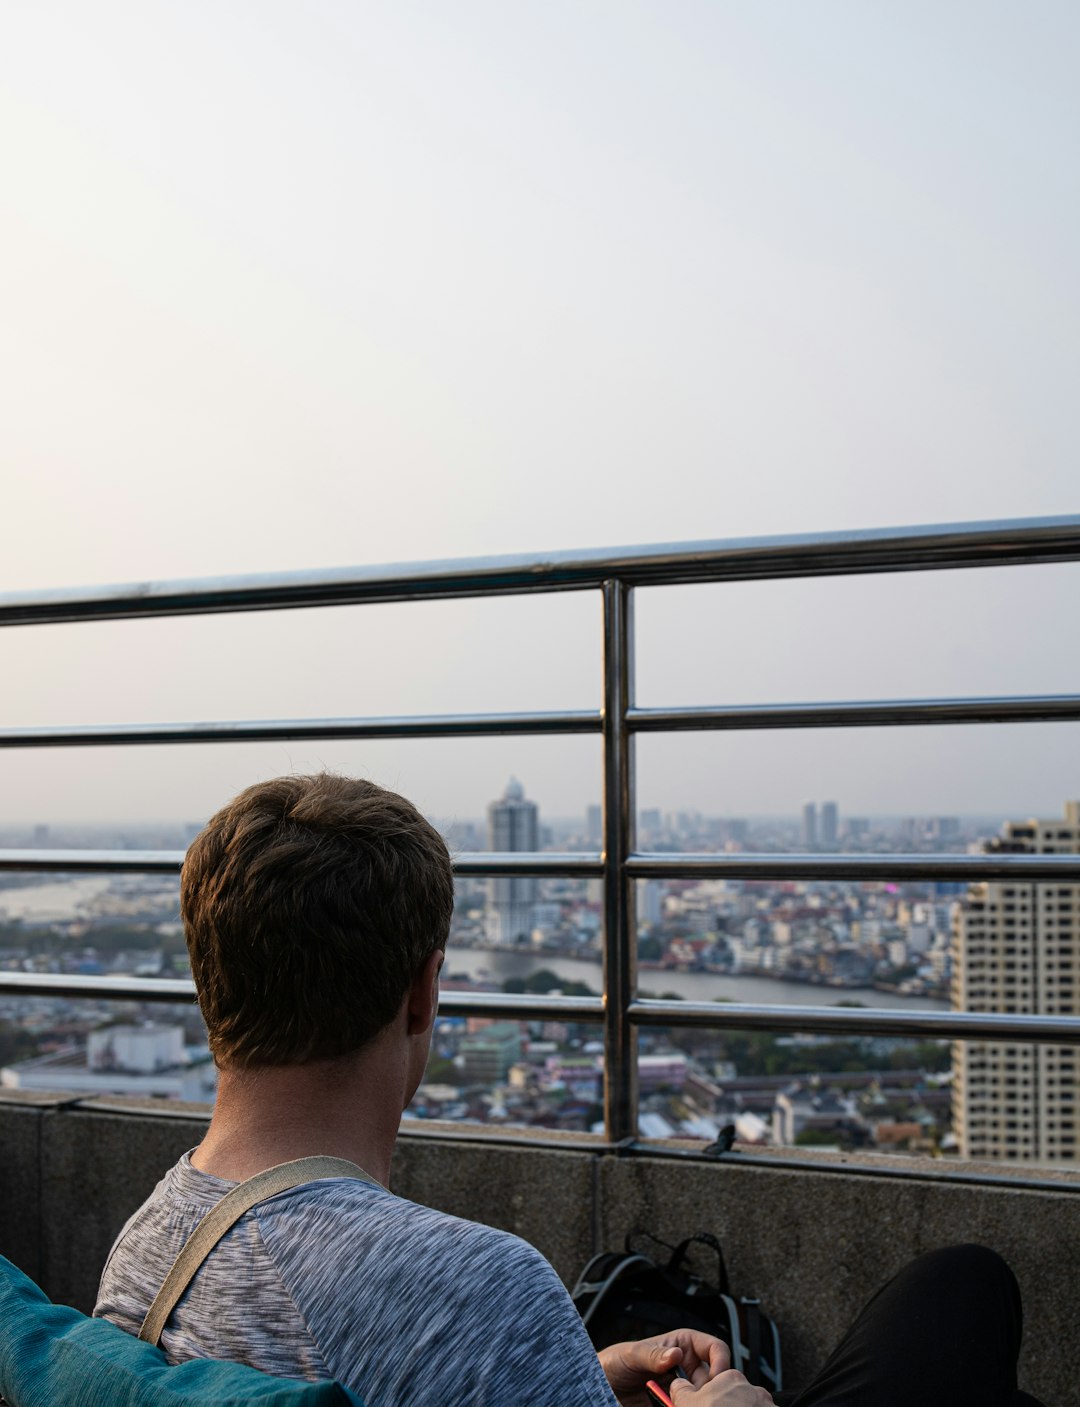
0,849,605,877
0,850,185,874
453,852,605,877
2,516,1078,627
437,991,604,1021
5,976,1076,1043
0,973,196,1001
0,972,605,1020
0,710,603,749
627,852,1080,881
629,999,1080,1044
629,694,1080,732
2,696,1077,751
3,850,1075,881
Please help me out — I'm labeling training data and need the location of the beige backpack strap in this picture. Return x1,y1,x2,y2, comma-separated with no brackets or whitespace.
139,1155,380,1347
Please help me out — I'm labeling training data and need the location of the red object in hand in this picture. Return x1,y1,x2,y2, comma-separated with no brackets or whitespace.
646,1382,675,1407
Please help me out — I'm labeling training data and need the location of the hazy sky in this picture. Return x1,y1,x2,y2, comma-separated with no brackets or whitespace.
2,2,1078,825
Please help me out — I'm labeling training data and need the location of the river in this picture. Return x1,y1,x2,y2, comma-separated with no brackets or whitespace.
444,947,949,1011
0,876,114,922
0,878,947,1012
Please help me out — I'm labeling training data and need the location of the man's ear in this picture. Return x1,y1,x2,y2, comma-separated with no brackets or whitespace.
406,949,443,1036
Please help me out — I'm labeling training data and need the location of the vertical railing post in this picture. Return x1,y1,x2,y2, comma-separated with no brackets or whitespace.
601,579,637,1142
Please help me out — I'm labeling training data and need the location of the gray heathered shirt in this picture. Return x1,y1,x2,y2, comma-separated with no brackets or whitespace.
94,1153,620,1407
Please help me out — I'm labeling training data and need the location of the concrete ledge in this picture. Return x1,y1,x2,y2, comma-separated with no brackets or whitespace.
39,1099,210,1312
599,1150,1080,1403
2,1093,1077,1406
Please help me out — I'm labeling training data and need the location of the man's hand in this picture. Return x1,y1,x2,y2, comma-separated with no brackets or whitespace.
670,1370,774,1406
597,1329,730,1407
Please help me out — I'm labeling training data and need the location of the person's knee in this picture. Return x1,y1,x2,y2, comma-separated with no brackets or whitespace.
912,1243,1018,1296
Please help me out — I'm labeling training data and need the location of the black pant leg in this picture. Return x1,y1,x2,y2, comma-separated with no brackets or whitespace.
781,1244,1043,1407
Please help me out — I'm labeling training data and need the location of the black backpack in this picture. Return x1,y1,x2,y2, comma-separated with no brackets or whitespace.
571,1232,782,1395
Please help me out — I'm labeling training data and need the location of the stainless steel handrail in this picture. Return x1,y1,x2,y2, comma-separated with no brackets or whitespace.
629,694,1080,731
0,972,606,1022
628,999,1080,1043
4,848,1078,881
602,580,637,1140
1,516,1078,626
5,969,1079,1047
2,514,1080,1149
0,693,1075,751
626,852,1080,881
0,850,606,877
0,711,603,749
0,849,184,874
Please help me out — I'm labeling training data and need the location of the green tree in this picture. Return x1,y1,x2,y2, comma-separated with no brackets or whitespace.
795,1128,843,1147
0,1019,36,1066
501,968,597,998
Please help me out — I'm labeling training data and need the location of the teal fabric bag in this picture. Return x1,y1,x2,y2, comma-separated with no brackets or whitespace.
0,1256,366,1407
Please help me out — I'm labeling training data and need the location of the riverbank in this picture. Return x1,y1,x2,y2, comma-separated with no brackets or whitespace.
444,945,950,1011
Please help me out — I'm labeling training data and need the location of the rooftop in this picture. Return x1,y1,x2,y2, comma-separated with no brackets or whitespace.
2,1088,1078,1403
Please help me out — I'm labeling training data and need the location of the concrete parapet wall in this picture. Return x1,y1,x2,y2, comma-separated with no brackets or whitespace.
0,1091,211,1311
2,1092,1077,1405
598,1152,1080,1405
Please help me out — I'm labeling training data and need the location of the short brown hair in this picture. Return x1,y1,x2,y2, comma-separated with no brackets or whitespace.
182,773,454,1068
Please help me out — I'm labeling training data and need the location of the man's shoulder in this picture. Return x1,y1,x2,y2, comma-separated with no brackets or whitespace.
257,1176,551,1281
253,1176,612,1406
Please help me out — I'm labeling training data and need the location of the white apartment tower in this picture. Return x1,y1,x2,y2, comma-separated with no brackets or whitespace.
486,778,540,944
951,802,1080,1163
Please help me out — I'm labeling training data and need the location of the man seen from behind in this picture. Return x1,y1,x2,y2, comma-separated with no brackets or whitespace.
95,773,756,1406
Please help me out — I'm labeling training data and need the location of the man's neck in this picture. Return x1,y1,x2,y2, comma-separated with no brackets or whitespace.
191,1042,405,1189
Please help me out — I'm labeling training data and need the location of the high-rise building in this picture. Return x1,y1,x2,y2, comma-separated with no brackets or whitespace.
486,778,540,944
637,882,664,927
821,802,839,848
585,805,603,844
638,809,662,843
951,802,1080,1163
801,803,818,849
721,818,749,847
460,1022,523,1084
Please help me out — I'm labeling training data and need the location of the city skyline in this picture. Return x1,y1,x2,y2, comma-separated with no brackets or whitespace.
9,793,1079,1164
6,787,1080,1165
2,799,1068,838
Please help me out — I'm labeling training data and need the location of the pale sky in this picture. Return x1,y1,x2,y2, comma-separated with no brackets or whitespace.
1,2,1078,825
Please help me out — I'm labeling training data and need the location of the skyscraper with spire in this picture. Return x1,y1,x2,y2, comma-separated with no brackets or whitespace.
486,778,540,945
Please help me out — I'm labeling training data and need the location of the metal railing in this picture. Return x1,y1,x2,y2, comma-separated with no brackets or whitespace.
2,514,1080,1144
